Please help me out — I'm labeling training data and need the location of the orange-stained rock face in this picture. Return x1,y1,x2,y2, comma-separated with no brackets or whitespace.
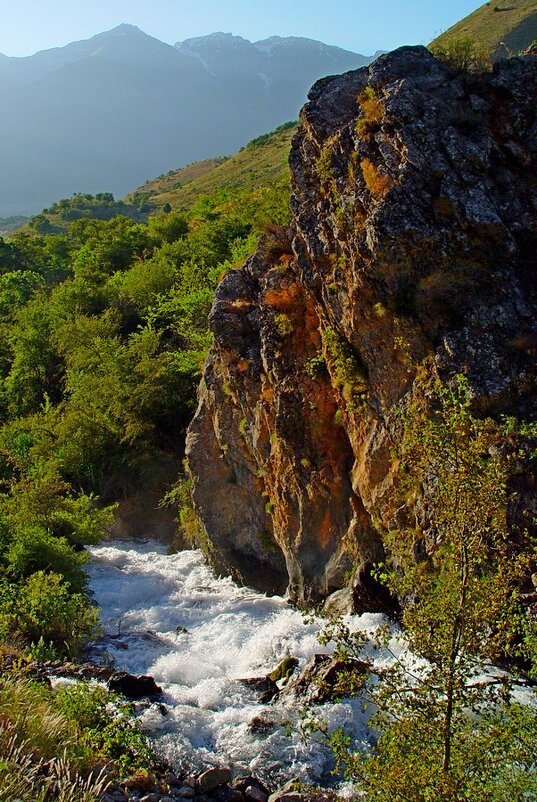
186,46,537,605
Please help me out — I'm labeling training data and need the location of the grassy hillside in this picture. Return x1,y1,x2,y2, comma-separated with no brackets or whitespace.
431,1,537,58
126,121,297,214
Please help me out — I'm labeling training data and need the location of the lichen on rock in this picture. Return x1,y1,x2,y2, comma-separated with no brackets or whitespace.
186,46,537,606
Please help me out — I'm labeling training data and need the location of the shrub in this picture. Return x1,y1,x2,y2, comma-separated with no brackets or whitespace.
305,350,327,379
274,312,294,336
161,469,211,555
55,682,156,777
322,327,368,409
309,377,537,800
6,526,88,592
0,571,100,655
430,37,491,72
0,674,158,799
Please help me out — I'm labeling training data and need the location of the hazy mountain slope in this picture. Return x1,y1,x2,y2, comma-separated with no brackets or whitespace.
430,1,537,58
127,123,297,212
0,26,376,217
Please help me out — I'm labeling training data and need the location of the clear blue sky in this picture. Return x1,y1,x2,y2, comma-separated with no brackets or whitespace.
0,1,481,57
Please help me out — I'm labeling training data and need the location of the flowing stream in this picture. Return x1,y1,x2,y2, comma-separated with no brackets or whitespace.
86,539,400,788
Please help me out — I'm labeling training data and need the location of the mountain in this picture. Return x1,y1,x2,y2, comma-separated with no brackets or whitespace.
0,25,378,217
430,0,537,59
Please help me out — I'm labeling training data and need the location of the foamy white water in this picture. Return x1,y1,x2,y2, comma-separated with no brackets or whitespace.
86,539,397,786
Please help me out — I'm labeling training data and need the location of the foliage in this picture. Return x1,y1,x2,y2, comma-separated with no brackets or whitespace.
430,36,491,71
29,192,146,234
355,86,384,139
162,467,209,554
0,572,100,655
244,120,297,149
322,326,368,409
306,376,536,800
0,673,158,799
55,682,157,776
0,130,289,661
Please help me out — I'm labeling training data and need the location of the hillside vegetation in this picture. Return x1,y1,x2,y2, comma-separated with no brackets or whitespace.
127,121,297,214
0,119,292,662
431,0,537,58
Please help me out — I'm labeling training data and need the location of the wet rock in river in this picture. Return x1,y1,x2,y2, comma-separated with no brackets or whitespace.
282,653,369,704
247,714,278,735
108,671,162,699
237,675,280,702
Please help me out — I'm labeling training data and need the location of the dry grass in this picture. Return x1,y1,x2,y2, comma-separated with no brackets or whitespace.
355,87,384,139
361,158,392,196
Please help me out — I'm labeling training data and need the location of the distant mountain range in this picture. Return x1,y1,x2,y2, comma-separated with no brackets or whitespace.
0,25,382,216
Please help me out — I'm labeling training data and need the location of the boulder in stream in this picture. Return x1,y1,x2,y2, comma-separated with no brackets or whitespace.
108,671,162,699
281,654,369,704
237,675,280,702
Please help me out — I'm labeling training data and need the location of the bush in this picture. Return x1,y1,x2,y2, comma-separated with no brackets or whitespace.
308,377,537,800
430,37,491,72
55,682,157,777
6,526,88,592
0,674,159,799
0,571,100,655
355,86,384,139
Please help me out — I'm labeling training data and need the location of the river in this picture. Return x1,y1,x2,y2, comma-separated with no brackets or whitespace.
86,539,399,789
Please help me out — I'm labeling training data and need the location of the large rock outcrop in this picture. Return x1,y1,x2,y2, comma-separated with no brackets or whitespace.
186,47,537,603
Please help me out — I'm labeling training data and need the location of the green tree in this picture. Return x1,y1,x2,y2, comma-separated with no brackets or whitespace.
312,376,536,800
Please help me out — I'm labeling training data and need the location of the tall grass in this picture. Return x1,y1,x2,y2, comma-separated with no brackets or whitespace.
0,675,111,801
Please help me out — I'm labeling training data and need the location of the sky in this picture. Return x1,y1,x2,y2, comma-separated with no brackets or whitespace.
0,1,481,57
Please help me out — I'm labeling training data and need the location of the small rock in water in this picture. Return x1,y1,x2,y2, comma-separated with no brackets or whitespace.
177,788,195,799
268,778,304,802
245,785,268,802
281,654,368,704
247,714,277,735
196,767,232,794
323,587,356,616
238,675,279,702
139,795,160,802
267,657,298,684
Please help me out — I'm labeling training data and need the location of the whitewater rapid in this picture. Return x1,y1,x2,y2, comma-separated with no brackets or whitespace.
86,539,397,787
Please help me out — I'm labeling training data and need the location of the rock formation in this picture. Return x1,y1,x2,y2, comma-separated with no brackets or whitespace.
186,46,537,604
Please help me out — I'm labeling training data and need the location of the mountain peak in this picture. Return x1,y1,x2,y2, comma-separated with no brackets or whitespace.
104,24,147,38
175,32,250,49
